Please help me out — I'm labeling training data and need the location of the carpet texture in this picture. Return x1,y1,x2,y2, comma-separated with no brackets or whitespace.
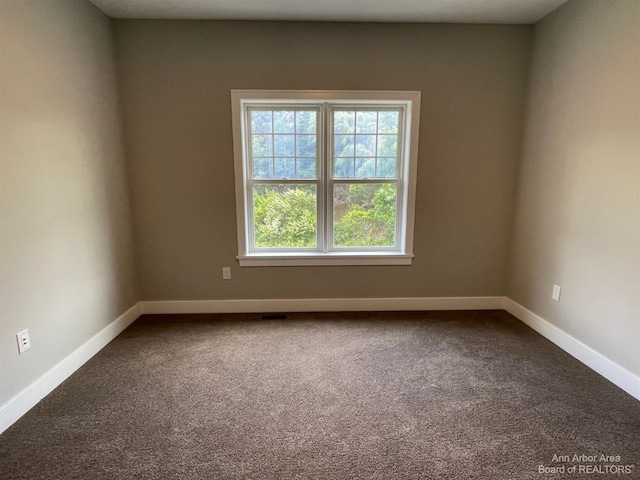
1,310,639,479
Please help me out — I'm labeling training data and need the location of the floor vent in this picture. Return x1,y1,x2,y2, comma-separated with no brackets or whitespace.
261,314,287,320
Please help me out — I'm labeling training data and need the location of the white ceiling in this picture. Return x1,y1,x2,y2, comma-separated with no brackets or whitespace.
90,0,567,24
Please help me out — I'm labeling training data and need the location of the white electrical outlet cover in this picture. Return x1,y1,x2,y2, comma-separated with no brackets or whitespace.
16,329,31,354
552,285,561,302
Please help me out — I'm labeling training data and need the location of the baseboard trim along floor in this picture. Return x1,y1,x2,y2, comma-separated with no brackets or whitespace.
138,296,505,315
0,303,142,435
503,298,640,401
1,296,638,435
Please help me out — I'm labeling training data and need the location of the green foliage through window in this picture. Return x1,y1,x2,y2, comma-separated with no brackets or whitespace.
252,184,396,248
334,184,397,247
253,185,317,248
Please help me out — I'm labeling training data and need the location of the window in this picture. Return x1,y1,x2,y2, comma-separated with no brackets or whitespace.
231,90,421,266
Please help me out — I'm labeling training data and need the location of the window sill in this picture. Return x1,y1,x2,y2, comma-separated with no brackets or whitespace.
237,252,414,267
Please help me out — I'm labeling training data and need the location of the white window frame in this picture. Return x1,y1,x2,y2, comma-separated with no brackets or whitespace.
231,90,421,267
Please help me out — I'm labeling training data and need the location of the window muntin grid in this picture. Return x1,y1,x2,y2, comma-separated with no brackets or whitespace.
332,108,401,180
248,108,319,181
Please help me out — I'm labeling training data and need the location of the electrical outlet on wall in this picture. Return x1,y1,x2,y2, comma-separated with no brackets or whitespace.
16,329,31,354
552,284,561,302
222,267,231,280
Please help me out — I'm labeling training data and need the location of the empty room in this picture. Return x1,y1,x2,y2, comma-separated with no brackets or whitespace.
1,0,639,478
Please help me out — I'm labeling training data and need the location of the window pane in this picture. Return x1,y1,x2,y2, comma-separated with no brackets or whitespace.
274,158,296,178
376,158,397,178
297,158,317,178
274,135,295,157
253,184,317,248
378,111,399,134
355,158,375,178
273,111,295,133
333,183,397,247
296,111,316,134
356,111,377,133
253,157,273,179
332,108,402,181
296,134,316,157
251,109,318,179
253,111,318,180
334,134,354,157
377,135,398,157
251,111,272,133
355,135,376,157
334,158,355,178
251,135,272,157
334,111,355,134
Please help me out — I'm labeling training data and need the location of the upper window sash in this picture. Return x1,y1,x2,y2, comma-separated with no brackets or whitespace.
246,106,321,181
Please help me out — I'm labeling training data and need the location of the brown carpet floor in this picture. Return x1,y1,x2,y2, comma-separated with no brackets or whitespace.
1,310,639,479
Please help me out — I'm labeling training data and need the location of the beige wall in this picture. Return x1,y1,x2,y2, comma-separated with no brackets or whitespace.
508,0,640,377
115,20,531,301
0,0,138,405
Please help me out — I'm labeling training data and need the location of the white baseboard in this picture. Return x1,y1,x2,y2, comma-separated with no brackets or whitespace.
0,303,142,435
503,298,640,401
139,296,506,315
